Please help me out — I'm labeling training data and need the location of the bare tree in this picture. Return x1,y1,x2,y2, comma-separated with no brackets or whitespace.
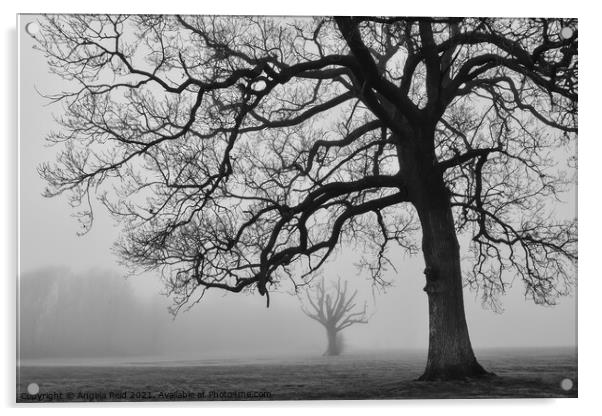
301,277,368,356
32,15,577,380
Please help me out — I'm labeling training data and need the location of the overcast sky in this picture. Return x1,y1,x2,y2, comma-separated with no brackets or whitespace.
18,15,577,362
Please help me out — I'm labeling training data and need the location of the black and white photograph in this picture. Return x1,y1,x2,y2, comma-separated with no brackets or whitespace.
16,12,578,403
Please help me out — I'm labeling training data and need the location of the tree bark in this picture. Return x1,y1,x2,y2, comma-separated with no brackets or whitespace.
324,325,340,356
414,189,491,380
397,130,491,380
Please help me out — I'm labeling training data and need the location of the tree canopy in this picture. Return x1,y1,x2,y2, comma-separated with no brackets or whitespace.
35,15,577,312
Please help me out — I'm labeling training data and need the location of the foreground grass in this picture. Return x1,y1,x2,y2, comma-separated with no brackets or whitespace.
17,347,577,401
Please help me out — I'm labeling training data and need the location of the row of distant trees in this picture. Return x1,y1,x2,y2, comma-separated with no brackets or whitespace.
19,268,164,359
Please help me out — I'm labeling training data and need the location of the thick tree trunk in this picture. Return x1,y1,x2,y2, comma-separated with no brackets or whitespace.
396,128,491,381
324,326,340,356
415,197,491,380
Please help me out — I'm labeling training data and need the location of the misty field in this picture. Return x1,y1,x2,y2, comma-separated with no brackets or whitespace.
17,347,577,402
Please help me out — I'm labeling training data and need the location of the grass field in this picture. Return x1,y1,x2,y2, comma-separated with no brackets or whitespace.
17,347,577,402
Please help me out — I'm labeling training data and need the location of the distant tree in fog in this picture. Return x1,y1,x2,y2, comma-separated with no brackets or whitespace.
301,277,369,356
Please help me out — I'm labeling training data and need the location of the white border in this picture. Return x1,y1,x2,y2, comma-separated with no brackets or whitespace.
4,1,599,415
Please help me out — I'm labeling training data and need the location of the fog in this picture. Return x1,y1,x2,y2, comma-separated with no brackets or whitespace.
17,264,389,361
18,16,576,363
17,255,577,362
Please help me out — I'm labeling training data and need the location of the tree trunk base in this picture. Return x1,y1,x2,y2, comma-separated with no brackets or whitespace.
417,360,495,381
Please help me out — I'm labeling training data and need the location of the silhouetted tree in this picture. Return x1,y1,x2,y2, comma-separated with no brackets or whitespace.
33,15,577,380
301,277,368,356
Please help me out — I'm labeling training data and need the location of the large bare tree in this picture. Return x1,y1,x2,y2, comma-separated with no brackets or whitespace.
33,15,577,380
301,277,368,356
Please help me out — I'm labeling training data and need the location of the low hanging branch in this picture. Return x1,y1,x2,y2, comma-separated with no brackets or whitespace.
301,277,369,356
